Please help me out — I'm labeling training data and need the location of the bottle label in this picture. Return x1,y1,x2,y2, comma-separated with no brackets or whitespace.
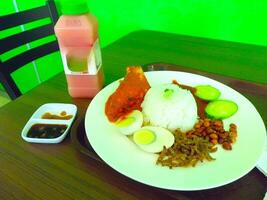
88,39,102,74
61,39,102,75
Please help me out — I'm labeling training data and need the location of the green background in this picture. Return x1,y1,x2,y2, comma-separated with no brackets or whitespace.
1,0,267,95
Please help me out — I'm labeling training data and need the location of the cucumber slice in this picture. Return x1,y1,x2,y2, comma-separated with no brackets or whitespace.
195,85,221,101
205,100,238,119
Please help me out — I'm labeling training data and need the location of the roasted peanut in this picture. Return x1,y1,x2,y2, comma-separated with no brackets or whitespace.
194,124,201,129
204,121,210,127
206,127,214,134
198,127,205,133
218,133,227,139
202,131,207,136
230,123,237,129
211,139,218,145
218,138,224,144
209,133,218,139
222,142,232,150
230,131,237,137
214,120,223,127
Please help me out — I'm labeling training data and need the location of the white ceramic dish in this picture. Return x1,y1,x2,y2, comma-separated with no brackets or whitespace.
85,71,267,191
21,103,77,143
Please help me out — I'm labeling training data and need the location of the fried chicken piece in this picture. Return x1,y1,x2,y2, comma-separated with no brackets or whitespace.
105,66,150,122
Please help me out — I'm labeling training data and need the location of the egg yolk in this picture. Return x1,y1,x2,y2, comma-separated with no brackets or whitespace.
116,117,135,128
133,129,155,145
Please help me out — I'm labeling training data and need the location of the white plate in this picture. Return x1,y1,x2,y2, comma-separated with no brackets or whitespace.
85,71,267,190
21,103,77,143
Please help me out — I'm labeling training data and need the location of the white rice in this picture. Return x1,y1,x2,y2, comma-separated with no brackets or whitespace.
141,83,198,132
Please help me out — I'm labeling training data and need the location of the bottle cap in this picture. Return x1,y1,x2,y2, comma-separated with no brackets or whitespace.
61,0,89,15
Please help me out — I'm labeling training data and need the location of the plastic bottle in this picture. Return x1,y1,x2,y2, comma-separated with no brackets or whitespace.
54,0,104,98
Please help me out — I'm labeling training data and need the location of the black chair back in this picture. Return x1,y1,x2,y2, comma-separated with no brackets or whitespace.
0,0,59,100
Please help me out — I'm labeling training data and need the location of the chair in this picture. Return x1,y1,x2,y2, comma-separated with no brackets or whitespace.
0,0,59,100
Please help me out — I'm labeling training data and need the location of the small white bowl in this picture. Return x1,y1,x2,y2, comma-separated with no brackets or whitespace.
21,103,77,144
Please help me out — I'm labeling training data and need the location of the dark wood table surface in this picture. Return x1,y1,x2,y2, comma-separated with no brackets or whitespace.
0,30,267,200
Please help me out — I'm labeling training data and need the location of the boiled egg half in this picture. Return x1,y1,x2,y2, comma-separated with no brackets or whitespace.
132,126,174,153
115,110,143,135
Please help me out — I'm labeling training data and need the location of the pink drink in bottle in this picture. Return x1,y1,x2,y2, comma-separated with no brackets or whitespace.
54,0,103,98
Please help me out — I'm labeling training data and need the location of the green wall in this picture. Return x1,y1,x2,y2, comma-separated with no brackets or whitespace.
1,0,267,95
90,0,267,47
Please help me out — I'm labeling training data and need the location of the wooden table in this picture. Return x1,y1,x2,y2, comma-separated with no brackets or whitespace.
0,30,267,200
